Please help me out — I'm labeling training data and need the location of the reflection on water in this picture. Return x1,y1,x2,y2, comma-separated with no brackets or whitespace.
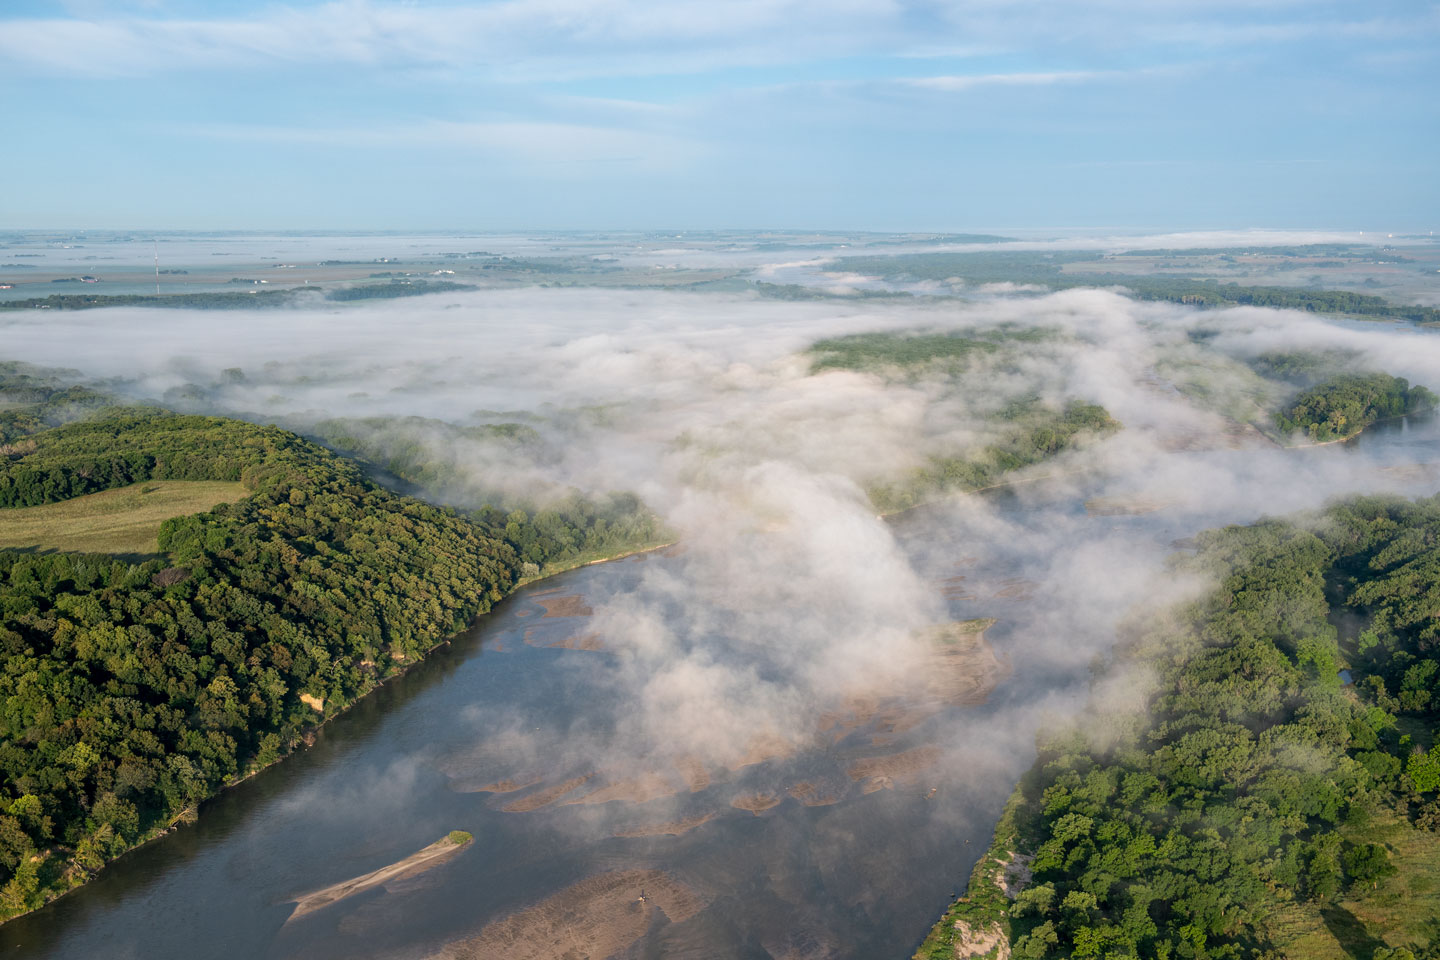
5,415,1440,960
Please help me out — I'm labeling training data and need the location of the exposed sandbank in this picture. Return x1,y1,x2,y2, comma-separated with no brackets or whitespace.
470,776,542,794
534,594,593,618
786,781,844,806
847,745,943,792
501,775,593,812
432,869,703,960
672,754,710,792
562,772,680,806
731,792,783,814
289,832,471,920
612,813,717,837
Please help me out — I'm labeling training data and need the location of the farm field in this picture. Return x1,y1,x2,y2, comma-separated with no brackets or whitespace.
0,479,248,557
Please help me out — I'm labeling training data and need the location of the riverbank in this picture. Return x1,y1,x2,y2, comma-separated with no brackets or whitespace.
0,536,674,927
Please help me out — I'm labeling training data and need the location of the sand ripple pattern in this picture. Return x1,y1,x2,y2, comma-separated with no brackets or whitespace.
433,869,703,960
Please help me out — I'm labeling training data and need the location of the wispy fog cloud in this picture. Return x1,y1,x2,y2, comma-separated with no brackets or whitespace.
5,266,1440,889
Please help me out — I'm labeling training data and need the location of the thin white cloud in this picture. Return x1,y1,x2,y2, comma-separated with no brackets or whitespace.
189,118,704,170
900,69,1103,92
0,0,1433,80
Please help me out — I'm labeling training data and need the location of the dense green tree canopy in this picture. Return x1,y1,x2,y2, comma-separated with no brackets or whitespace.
919,495,1440,959
0,409,661,918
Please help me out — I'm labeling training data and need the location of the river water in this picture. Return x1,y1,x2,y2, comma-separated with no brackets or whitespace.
4,416,1439,960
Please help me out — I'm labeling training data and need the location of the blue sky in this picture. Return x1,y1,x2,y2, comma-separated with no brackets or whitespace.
1,0,1436,231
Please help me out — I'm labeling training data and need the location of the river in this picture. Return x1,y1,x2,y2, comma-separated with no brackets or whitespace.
4,416,1438,960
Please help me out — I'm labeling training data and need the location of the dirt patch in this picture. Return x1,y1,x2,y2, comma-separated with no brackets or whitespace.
290,833,470,920
300,693,324,712
949,919,1010,960
612,813,716,838
990,578,1036,601
937,574,974,599
433,869,703,960
729,733,795,769
731,792,783,815
470,776,542,794
846,745,943,791
672,754,710,793
501,775,593,812
535,594,593,618
919,620,1010,706
786,781,843,807
817,620,1009,744
562,772,679,806
996,851,1034,899
549,632,606,651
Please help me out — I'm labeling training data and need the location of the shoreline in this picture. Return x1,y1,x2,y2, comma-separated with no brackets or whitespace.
1282,410,1427,449
0,537,677,927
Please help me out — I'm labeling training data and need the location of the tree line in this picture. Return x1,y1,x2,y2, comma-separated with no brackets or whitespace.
1275,373,1436,443
0,409,657,918
918,494,1440,958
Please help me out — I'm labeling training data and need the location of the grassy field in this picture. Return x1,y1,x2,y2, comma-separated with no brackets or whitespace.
0,480,249,557
1263,813,1440,957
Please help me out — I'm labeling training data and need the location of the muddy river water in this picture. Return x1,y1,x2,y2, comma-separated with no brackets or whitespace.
4,417,1439,960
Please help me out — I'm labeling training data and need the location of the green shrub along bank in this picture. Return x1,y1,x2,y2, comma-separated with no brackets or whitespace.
0,410,651,920
1275,374,1436,443
918,494,1440,959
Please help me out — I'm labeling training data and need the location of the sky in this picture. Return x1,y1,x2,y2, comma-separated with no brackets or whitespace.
1,0,1436,232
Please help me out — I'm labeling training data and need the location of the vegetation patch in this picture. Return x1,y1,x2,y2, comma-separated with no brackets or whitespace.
808,326,1058,375
0,480,248,558
915,494,1440,958
1275,373,1435,443
0,409,659,922
870,401,1118,513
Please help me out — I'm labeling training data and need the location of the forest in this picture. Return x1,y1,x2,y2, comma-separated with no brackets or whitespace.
917,495,1440,959
308,415,668,573
869,401,1118,513
0,407,662,919
0,279,472,312
1275,374,1436,443
808,326,1058,374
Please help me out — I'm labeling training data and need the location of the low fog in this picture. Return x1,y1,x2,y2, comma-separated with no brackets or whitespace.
7,286,1440,763
6,275,1440,955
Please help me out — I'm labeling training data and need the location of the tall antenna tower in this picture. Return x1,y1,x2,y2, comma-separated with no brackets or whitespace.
153,240,161,294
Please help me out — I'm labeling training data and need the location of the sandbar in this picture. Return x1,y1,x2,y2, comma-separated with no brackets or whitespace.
612,813,717,837
672,754,710,792
290,832,471,920
432,869,703,960
501,775,593,812
731,792,783,814
535,594,593,618
787,781,843,807
562,772,679,806
847,745,943,788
